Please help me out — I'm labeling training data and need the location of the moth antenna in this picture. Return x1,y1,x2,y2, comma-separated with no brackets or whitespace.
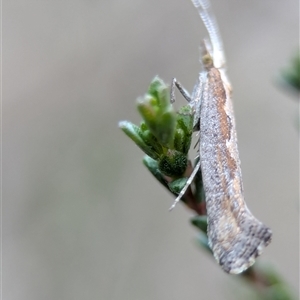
190,0,225,69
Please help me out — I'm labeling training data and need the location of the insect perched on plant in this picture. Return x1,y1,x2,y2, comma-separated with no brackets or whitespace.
169,0,272,274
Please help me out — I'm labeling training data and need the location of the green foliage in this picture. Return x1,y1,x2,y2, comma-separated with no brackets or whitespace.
281,51,300,92
191,215,208,234
168,177,189,194
119,76,194,184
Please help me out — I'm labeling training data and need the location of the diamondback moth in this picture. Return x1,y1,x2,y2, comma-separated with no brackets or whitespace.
169,0,272,274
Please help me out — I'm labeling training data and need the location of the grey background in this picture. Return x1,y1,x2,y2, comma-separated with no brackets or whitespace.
4,0,299,299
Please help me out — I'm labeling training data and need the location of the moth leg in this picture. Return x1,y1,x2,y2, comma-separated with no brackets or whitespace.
169,159,201,211
193,137,200,149
170,78,191,104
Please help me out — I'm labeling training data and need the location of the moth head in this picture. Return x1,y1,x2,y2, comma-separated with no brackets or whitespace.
201,39,214,69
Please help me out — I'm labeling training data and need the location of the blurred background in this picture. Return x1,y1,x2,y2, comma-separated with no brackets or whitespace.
4,0,299,299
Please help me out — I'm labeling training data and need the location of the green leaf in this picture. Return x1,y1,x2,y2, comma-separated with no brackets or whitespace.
118,121,159,160
281,51,300,92
191,215,208,234
194,157,205,203
168,177,188,194
143,155,169,190
174,105,194,154
147,76,170,109
137,77,176,148
139,124,164,155
264,283,296,300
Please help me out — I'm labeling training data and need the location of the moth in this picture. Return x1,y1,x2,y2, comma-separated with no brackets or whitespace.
169,0,272,274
